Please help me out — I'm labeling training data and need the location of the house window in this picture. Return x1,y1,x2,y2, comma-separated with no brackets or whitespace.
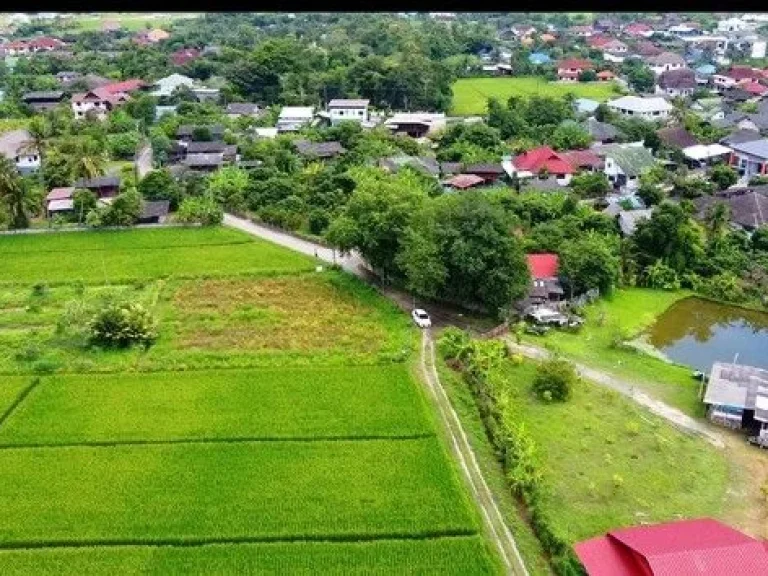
358,110,364,115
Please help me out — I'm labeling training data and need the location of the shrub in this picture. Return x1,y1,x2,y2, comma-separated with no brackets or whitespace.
176,195,223,226
532,358,578,402
701,272,746,303
88,301,158,349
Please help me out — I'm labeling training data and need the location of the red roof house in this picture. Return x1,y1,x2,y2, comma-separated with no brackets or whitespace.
575,518,768,576
597,70,616,81
727,66,765,83
557,58,595,80
527,254,560,279
741,82,768,96
512,146,576,177
588,36,612,49
560,149,603,171
100,79,147,94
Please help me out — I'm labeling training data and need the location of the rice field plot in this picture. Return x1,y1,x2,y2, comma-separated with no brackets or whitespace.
451,76,620,116
0,438,477,544
0,536,499,576
0,227,316,285
159,270,414,365
0,366,434,444
0,378,33,420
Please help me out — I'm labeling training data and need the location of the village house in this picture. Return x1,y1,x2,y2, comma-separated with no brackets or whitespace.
595,142,657,190
703,362,768,439
226,103,261,119
45,187,75,218
657,125,700,149
327,99,370,125
646,51,686,75
713,66,766,91
0,129,39,175
150,73,195,98
607,95,673,120
378,155,440,178
22,90,66,113
693,186,768,231
384,112,446,138
728,138,768,177
276,106,315,132
73,176,121,199
525,253,565,307
556,58,594,81
681,143,733,169
583,117,622,144
55,71,81,84
568,25,594,38
655,68,697,98
293,140,346,160
623,23,654,38
576,517,768,576
71,87,129,121
503,146,575,185
138,201,170,224
443,174,485,191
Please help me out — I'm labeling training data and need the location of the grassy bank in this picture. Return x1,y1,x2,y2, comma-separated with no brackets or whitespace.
525,288,705,416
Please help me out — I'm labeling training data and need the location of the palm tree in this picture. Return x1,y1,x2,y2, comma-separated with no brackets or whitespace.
22,116,51,185
705,202,731,241
68,139,108,182
0,157,29,229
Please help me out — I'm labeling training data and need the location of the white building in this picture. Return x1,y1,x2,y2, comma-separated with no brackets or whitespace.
276,106,315,132
646,52,687,76
150,73,195,98
0,129,40,175
607,96,674,120
383,112,446,138
327,99,370,125
717,17,751,33
596,142,657,191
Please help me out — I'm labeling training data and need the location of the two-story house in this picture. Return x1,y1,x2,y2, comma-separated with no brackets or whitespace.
327,99,370,125
647,52,687,76
655,68,698,98
557,58,594,81
276,106,315,132
0,129,39,175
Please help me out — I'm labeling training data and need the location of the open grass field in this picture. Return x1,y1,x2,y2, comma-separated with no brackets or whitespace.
63,13,201,33
524,288,703,416
0,536,498,576
0,225,500,573
451,76,621,116
0,366,433,444
477,358,729,543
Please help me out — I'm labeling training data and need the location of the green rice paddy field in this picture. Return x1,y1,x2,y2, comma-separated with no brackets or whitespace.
451,76,621,116
0,226,501,574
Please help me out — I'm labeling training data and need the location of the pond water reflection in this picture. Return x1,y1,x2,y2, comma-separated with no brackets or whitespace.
647,297,768,372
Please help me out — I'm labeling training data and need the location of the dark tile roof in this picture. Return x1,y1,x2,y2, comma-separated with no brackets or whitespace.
440,162,463,176
186,141,226,154
74,176,120,189
657,68,697,90
464,163,504,174
22,91,65,101
657,125,700,149
183,153,224,167
140,200,170,220
721,129,762,146
693,187,768,230
226,103,260,115
584,117,621,141
293,140,346,158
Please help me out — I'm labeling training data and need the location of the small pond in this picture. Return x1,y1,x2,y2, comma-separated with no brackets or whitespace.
647,297,768,372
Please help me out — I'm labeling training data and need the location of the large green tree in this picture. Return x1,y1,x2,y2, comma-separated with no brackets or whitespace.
0,158,29,229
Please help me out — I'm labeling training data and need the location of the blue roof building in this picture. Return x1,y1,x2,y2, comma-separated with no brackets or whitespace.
528,52,551,65
695,64,716,76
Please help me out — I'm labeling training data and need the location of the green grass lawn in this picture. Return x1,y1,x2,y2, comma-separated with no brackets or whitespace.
64,13,200,33
451,76,621,116
0,537,498,576
0,225,501,573
482,358,729,543
526,288,704,416
0,366,434,444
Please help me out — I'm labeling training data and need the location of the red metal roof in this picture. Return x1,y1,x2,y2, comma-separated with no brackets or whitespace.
513,146,575,175
526,254,559,279
100,79,146,94
728,67,764,81
576,518,768,576
46,187,75,202
597,70,615,79
740,82,768,95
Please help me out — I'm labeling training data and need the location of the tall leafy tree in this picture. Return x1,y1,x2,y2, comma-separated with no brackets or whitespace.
0,158,29,229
